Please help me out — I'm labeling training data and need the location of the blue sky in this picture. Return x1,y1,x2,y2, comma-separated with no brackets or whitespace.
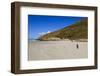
28,15,85,39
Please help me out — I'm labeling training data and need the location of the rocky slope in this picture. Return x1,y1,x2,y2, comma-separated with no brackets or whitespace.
39,18,88,41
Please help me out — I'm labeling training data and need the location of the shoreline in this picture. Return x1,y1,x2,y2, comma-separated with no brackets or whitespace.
29,39,88,42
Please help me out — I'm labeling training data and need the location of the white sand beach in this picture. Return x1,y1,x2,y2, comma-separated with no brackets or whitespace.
28,40,88,60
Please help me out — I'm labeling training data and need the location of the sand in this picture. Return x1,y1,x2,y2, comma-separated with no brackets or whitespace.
28,40,88,60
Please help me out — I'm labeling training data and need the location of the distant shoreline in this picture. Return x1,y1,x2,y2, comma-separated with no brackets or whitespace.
28,39,88,42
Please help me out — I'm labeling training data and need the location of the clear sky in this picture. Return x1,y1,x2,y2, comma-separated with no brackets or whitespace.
28,15,85,39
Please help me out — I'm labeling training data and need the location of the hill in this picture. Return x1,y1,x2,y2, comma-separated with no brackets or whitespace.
39,18,88,41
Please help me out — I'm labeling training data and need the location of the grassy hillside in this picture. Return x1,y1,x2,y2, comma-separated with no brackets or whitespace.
39,18,88,41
